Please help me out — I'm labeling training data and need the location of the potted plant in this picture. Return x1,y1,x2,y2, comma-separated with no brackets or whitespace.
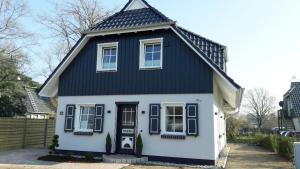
135,133,143,158
106,133,112,155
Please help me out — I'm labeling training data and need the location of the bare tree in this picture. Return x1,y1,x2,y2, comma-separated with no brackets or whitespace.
0,0,31,40
0,0,32,77
243,88,276,130
39,0,111,50
37,0,113,78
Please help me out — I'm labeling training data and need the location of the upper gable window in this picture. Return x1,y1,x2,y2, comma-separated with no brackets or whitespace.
97,42,118,72
139,38,163,69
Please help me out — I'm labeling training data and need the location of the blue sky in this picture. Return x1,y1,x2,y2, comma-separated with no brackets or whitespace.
25,0,300,103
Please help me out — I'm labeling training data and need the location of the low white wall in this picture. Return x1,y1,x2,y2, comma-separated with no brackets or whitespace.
56,94,216,160
292,118,300,131
295,142,300,169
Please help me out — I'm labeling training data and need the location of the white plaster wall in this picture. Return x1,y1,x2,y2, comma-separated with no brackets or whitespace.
295,142,300,169
213,82,227,159
292,118,300,131
56,94,216,160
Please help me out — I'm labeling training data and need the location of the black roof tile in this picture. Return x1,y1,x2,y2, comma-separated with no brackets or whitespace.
91,8,172,31
177,26,226,71
286,82,300,117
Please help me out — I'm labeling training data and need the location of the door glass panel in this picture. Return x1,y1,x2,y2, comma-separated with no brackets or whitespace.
122,108,135,126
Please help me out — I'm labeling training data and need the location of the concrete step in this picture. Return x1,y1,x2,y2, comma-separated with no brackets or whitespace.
103,154,148,164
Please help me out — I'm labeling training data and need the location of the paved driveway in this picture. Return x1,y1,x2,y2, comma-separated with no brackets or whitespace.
0,148,128,169
226,144,294,169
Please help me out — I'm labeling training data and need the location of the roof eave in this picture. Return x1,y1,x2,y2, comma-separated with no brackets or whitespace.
82,21,176,35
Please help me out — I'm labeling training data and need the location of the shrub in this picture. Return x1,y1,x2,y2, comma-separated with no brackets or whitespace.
85,153,94,161
106,133,112,146
277,136,294,160
261,135,277,152
136,134,143,149
48,135,59,154
253,133,265,146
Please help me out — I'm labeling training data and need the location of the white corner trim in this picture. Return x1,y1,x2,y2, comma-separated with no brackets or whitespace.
124,0,148,11
139,37,163,69
96,42,119,72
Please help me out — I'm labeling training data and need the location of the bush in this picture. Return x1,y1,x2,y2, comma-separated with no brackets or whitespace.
136,134,143,149
253,133,265,146
85,153,94,161
49,135,59,154
261,135,277,152
106,133,112,146
277,136,294,160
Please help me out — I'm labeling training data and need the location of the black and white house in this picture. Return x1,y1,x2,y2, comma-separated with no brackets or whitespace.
39,0,243,165
278,81,300,131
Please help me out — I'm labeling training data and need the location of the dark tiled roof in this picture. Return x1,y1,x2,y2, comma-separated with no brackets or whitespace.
177,27,226,71
288,82,300,117
173,26,240,88
91,8,172,31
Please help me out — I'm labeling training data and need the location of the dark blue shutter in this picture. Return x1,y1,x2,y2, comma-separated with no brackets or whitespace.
94,104,105,133
65,105,76,132
186,103,199,136
149,104,161,135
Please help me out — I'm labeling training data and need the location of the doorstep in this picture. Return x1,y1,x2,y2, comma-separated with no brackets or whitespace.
103,154,148,164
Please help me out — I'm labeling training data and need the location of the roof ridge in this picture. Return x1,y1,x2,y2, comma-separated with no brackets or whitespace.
177,26,226,48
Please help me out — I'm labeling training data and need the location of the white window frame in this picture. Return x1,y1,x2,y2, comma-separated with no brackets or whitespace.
161,102,186,136
97,42,119,72
74,104,95,132
139,38,163,69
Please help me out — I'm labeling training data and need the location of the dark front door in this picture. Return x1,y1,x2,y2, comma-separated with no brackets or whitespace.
116,104,136,154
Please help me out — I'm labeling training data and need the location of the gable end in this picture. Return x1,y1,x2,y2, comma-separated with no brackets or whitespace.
124,0,148,11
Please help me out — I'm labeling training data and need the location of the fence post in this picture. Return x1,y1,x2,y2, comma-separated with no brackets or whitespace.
44,119,48,148
22,117,27,149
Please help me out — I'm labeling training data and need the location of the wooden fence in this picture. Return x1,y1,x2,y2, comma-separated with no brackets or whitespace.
0,118,55,151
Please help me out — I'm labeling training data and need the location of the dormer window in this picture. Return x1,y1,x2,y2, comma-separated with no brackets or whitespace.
139,38,163,69
97,42,118,72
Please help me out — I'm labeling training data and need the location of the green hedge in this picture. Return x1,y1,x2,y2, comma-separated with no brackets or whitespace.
277,136,294,160
233,134,295,160
261,135,277,152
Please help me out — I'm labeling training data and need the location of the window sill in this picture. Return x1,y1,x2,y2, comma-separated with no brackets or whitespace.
96,69,117,73
139,67,162,70
74,131,94,136
161,134,186,140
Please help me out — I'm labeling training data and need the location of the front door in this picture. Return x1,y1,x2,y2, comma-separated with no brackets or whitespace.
116,104,136,154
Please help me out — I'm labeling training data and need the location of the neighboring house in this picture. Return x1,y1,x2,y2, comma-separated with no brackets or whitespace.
24,87,54,119
38,0,243,165
278,81,300,131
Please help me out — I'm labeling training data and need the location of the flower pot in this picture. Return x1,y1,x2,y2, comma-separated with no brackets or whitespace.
106,144,111,155
136,146,142,158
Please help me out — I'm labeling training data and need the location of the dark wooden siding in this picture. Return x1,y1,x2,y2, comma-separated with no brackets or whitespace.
58,29,213,96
